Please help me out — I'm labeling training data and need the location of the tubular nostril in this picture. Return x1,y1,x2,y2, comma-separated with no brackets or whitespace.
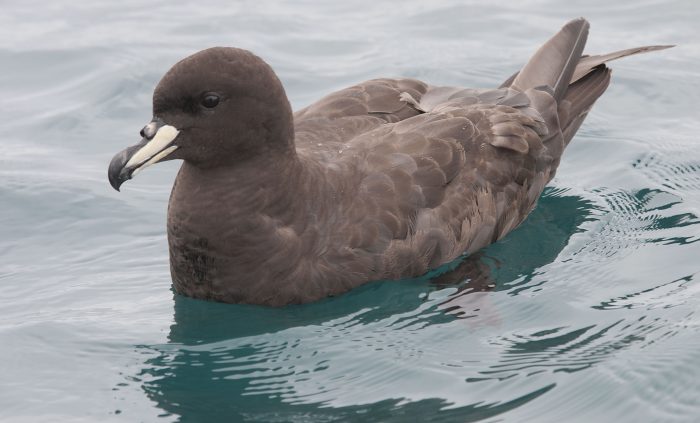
141,122,158,140
140,127,146,138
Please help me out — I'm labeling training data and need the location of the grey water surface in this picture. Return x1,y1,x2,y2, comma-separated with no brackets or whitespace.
1,0,699,422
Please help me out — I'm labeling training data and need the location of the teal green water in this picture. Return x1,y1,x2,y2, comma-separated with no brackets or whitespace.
1,1,699,422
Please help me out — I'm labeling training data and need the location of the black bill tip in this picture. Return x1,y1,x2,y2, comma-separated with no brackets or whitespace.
108,148,133,191
108,140,147,191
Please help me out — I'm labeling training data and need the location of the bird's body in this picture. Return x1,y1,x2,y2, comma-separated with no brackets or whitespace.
168,81,555,304
109,18,671,306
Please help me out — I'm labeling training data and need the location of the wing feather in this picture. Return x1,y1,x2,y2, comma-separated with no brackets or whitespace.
292,77,557,278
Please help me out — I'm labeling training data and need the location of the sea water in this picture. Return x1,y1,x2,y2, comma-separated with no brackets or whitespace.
1,0,699,421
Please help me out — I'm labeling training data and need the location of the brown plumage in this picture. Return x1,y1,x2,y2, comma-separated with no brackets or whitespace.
108,18,672,306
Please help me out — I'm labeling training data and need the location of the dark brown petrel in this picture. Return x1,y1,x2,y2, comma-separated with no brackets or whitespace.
108,18,671,306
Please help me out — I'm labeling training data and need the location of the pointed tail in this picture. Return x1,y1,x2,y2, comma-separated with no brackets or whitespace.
510,18,590,102
502,19,673,146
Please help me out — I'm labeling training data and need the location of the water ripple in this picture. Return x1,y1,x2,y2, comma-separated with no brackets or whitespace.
2,0,700,422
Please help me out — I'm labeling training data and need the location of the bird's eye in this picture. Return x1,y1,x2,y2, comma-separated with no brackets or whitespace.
201,93,220,108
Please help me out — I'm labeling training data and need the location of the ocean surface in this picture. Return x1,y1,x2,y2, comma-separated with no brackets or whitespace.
1,0,699,422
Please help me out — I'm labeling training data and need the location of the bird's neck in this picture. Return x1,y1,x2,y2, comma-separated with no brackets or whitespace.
169,150,307,223
166,150,338,303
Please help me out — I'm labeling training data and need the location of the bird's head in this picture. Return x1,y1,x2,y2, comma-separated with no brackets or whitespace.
108,47,293,191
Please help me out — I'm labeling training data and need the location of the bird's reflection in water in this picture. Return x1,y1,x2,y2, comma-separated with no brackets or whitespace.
434,188,594,325
138,188,592,422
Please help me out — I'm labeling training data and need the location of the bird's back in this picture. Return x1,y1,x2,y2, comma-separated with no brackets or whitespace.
288,18,670,286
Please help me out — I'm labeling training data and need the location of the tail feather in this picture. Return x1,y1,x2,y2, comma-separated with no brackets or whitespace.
501,45,674,91
560,66,612,146
511,18,590,101
571,45,674,83
500,19,672,148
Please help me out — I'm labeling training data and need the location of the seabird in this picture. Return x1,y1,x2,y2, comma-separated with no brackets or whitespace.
108,18,671,306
